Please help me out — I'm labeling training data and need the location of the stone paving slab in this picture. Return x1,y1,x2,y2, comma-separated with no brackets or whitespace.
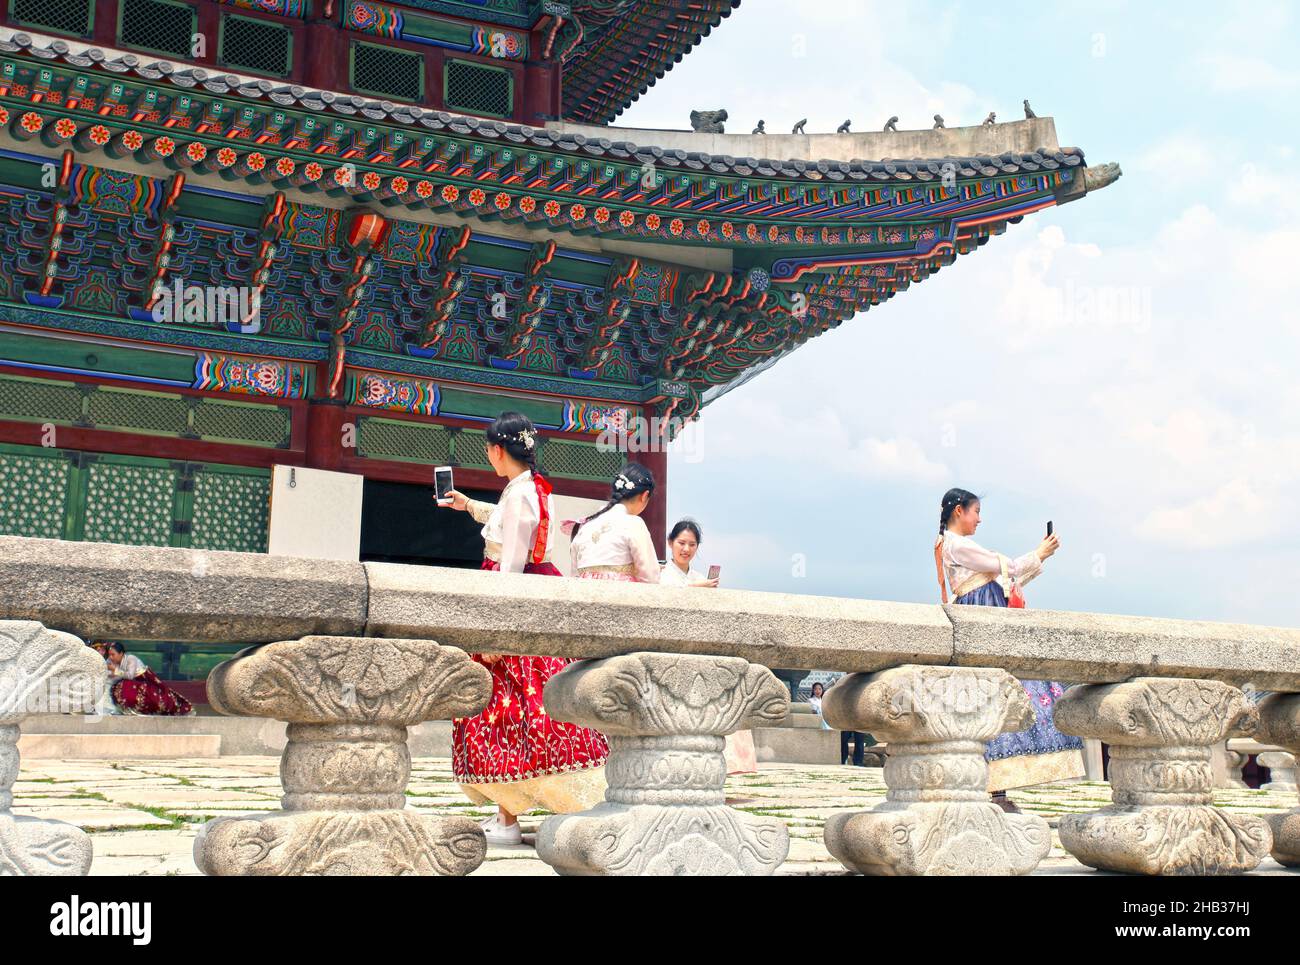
10,757,1300,876
11,804,172,831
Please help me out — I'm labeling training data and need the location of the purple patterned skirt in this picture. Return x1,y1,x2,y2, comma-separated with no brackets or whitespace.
953,580,1084,766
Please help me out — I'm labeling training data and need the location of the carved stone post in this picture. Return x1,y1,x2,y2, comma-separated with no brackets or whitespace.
821,665,1051,876
1222,747,1248,789
0,621,103,875
1054,678,1272,875
1256,693,1300,866
536,653,789,875
1259,751,1297,793
193,636,491,876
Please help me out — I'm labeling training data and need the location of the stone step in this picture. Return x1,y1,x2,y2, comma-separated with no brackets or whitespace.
17,714,455,757
19,733,222,759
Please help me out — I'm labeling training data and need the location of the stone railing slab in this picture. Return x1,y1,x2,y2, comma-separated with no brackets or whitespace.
947,605,1300,690
0,536,367,643
1,620,103,875
364,562,952,671
1,537,1298,690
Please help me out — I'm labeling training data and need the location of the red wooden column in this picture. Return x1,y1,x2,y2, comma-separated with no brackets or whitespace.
641,446,668,559
301,12,345,91
304,398,349,472
304,362,348,472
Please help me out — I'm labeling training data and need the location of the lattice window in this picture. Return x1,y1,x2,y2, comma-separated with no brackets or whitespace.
444,59,513,118
453,428,490,469
193,398,291,448
9,0,93,37
0,375,82,424
220,14,291,77
82,461,178,546
356,417,452,464
86,388,189,435
541,439,622,481
118,0,196,60
351,42,423,102
0,449,71,539
191,468,269,552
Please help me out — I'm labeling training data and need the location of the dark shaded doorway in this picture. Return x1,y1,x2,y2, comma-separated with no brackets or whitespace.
360,477,495,568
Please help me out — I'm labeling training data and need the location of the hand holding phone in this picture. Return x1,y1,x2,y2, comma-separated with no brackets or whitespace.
434,466,455,506
707,564,721,585
1046,520,1054,538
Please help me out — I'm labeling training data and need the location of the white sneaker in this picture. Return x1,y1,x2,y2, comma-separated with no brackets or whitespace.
481,814,522,846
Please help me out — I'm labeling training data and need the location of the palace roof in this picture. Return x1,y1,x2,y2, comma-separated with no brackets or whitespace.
556,0,741,123
0,24,1119,422
383,0,741,123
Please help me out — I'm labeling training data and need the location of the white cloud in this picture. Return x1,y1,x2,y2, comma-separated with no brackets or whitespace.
1198,53,1300,92
699,395,950,487
1136,478,1272,549
1228,162,1300,217
1133,135,1219,189
845,436,949,484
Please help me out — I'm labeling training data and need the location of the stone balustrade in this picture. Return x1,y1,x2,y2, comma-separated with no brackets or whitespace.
193,636,492,876
1255,694,1300,866
0,620,103,875
1,534,1299,877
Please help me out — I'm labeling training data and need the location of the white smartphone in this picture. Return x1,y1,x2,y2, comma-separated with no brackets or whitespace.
434,465,454,506
707,564,721,583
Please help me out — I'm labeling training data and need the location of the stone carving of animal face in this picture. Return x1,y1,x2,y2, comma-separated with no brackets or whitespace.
689,110,729,134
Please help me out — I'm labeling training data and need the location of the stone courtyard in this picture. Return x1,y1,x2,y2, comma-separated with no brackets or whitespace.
12,757,1300,876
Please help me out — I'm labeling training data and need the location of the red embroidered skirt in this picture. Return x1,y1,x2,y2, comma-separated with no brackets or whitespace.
451,559,610,784
111,668,194,716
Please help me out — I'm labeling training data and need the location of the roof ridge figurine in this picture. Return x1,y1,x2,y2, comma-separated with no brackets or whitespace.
689,109,728,134
752,120,765,134
884,116,899,132
983,112,996,126
933,114,945,129
836,119,851,134
792,118,807,134
1024,99,1037,119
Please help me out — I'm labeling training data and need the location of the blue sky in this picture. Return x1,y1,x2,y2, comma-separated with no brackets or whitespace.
619,0,1300,626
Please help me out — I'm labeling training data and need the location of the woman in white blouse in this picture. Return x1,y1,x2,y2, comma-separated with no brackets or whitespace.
658,518,719,587
935,487,1081,812
654,517,755,774
567,463,661,583
441,412,609,845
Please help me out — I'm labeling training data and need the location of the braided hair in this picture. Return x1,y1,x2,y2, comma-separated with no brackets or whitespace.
934,488,979,603
486,411,541,476
571,462,655,539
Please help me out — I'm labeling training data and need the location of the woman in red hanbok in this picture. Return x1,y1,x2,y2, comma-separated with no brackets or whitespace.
442,412,608,845
104,643,194,716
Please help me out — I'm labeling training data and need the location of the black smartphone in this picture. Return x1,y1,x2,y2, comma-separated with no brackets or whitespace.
435,465,454,506
1046,520,1054,538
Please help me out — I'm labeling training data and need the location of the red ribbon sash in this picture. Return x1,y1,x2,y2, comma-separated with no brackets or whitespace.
531,472,553,564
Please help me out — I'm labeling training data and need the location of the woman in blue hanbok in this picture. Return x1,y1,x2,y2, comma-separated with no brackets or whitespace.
934,488,1084,811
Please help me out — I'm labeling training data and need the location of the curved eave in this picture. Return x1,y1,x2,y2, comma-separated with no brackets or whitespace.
0,28,1087,187
560,0,741,125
